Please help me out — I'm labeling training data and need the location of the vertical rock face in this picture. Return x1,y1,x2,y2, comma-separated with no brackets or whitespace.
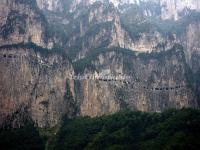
183,22,200,65
77,79,120,117
0,0,200,128
35,0,200,20
0,46,76,127
75,46,197,116
0,0,52,48
36,0,62,11
160,0,200,20
109,20,173,53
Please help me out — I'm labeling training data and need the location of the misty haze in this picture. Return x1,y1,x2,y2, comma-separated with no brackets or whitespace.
0,0,200,150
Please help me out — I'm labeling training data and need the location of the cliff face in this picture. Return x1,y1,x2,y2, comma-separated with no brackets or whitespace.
160,0,200,20
183,22,200,64
0,45,76,128
0,0,52,48
40,0,172,60
0,0,200,128
36,0,62,12
75,46,196,116
35,0,200,67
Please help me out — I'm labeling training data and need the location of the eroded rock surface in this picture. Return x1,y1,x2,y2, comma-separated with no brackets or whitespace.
0,46,76,127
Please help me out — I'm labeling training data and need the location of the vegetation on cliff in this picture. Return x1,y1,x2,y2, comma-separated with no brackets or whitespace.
121,5,200,40
73,44,184,74
0,42,69,59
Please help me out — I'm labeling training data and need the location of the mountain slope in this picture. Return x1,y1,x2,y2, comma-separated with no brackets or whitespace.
0,0,199,128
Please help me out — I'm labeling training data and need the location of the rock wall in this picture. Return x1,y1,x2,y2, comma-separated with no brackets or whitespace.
160,0,200,20
0,46,76,127
182,22,200,66
76,46,197,116
0,0,52,48
36,0,62,11
0,0,199,128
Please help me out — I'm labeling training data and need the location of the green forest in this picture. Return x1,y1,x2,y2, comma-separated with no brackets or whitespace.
1,108,200,150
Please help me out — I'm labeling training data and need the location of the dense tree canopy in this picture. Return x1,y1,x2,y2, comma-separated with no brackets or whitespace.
1,108,200,150
50,108,200,150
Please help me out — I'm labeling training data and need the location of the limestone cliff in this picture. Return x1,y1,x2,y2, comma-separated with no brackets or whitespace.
41,0,169,60
74,46,197,116
0,0,52,48
36,0,62,12
0,0,200,128
0,44,76,128
160,0,200,20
